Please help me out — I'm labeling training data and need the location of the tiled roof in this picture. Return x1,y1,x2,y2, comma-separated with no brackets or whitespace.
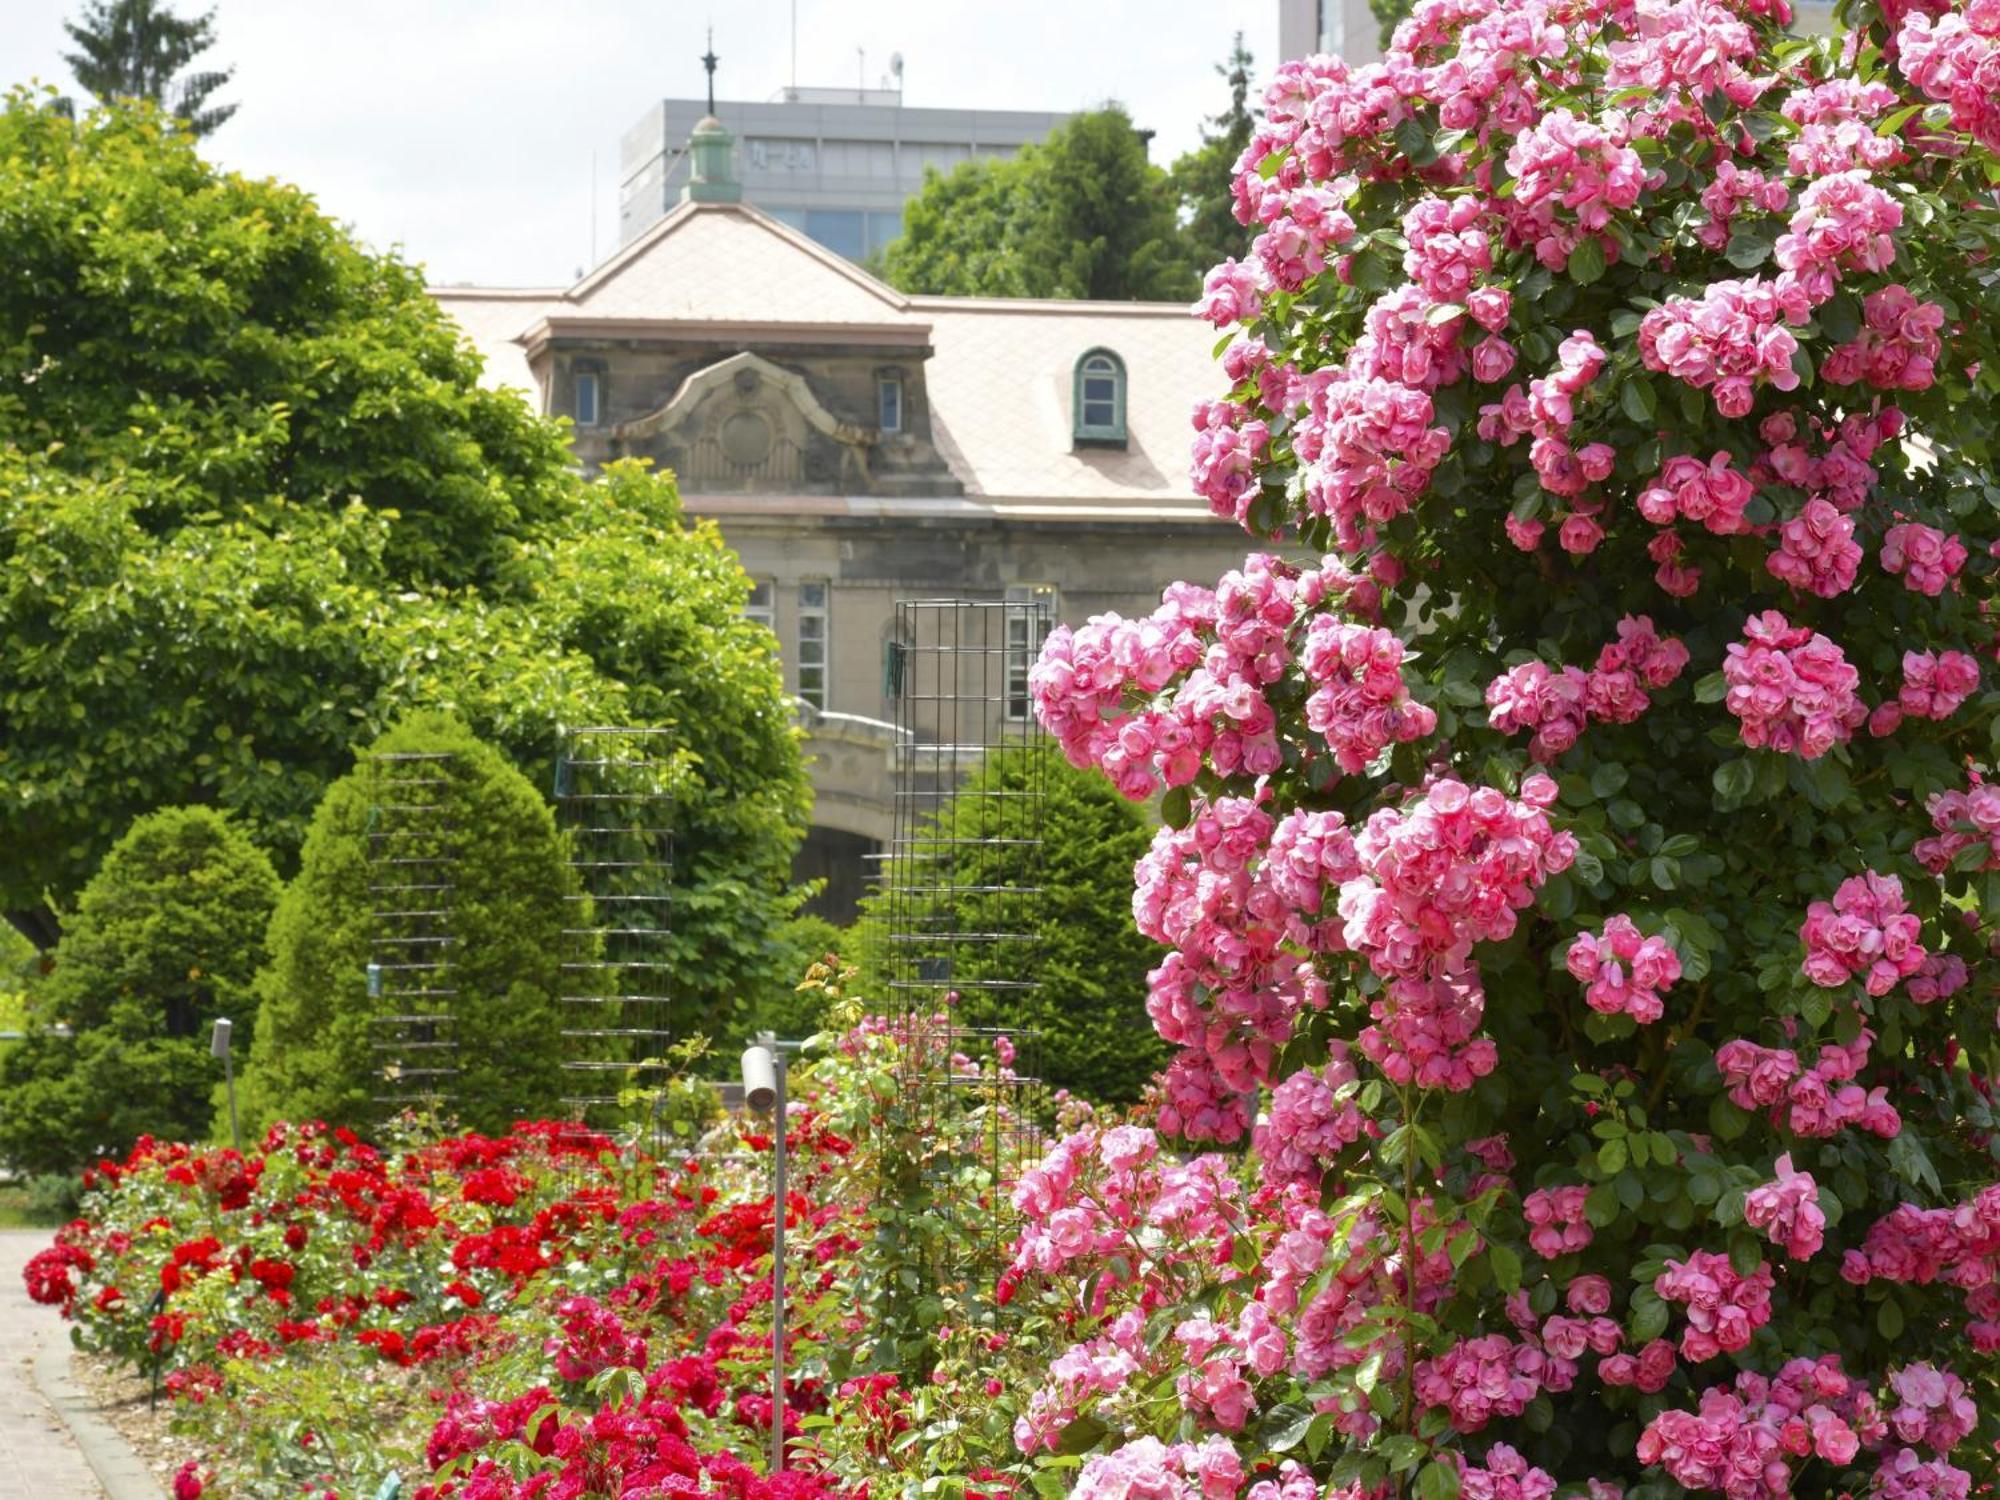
915,297,1218,506
429,287,561,396
566,202,915,324
428,202,1225,511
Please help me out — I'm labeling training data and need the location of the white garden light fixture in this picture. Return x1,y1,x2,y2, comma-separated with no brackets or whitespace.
211,1016,240,1155
740,1032,801,1474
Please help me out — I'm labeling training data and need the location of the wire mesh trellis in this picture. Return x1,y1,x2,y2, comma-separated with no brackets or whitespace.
366,751,460,1114
553,727,678,1146
879,598,1055,1324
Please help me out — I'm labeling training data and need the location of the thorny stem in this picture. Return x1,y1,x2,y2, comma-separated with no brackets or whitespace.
1646,981,1711,1116
1398,1082,1423,1495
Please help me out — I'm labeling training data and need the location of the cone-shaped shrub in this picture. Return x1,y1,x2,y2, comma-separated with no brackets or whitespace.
848,746,1166,1101
1011,0,2000,1493
236,713,575,1134
0,806,278,1172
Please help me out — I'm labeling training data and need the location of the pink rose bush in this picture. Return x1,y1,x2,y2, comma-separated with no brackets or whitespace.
1016,0,2000,1491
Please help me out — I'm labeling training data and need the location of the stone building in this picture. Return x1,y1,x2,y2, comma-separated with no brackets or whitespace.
433,120,1249,921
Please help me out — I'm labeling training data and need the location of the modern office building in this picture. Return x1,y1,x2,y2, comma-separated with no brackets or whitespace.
618,86,1068,263
438,126,1250,921
1277,0,1385,66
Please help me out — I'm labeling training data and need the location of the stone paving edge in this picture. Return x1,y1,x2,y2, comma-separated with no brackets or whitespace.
30,1339,167,1500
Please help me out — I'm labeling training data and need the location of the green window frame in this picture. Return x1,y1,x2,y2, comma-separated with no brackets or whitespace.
1072,348,1127,446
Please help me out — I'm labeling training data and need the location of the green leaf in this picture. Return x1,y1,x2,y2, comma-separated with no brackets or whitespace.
1160,785,1193,830
1724,229,1774,270
1710,1095,1752,1142
1591,762,1631,797
1585,1181,1621,1227
1598,1137,1630,1175
1619,378,1657,423
1693,672,1729,704
1713,759,1755,803
1729,1235,1764,1278
1568,238,1607,286
1379,1436,1428,1474
1877,1297,1905,1340
1488,1241,1523,1293
1264,1407,1316,1453
1426,302,1467,325
1629,1295,1670,1344
1417,1460,1462,1500
1055,1415,1108,1455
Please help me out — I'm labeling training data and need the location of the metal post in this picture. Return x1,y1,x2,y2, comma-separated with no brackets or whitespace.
768,1031,788,1474
211,1018,240,1155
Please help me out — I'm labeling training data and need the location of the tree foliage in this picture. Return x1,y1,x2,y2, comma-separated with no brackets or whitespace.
849,748,1165,1101
0,805,277,1173
63,0,235,136
0,92,810,1025
1168,33,1258,279
882,105,1199,302
235,713,575,1136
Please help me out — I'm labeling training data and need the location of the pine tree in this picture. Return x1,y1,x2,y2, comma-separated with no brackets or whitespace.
1169,34,1258,276
63,0,235,137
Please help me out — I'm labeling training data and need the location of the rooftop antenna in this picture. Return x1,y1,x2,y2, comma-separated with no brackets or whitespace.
702,26,719,116
890,51,904,97
856,45,865,95
790,0,797,92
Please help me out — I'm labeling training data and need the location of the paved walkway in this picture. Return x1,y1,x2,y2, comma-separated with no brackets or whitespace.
0,1229,105,1499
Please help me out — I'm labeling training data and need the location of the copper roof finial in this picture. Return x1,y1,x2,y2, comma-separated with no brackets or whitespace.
701,27,719,117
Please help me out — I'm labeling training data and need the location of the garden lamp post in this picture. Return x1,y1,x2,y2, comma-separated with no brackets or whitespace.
739,1032,799,1474
211,1017,240,1154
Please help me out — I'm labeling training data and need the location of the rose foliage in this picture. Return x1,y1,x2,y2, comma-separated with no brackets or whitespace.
1022,0,2000,1494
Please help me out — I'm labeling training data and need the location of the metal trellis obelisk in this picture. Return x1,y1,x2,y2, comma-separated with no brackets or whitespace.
553,727,678,1146
366,751,460,1115
880,597,1054,1316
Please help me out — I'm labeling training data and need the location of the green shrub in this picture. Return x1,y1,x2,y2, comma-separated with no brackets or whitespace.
236,713,577,1135
0,805,278,1173
851,747,1165,1101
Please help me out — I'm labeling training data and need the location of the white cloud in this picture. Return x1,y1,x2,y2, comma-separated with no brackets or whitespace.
3,0,1278,285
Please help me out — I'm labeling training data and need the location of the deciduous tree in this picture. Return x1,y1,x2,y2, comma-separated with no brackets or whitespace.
0,92,811,1030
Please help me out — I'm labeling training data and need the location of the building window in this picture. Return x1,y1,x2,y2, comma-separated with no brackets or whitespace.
1073,349,1126,446
797,580,830,711
574,370,601,428
745,579,774,632
877,372,903,434
1005,585,1057,721
803,209,866,261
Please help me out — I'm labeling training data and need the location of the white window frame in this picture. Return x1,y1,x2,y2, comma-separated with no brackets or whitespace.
797,580,830,712
877,372,904,434
1004,584,1057,722
745,578,775,632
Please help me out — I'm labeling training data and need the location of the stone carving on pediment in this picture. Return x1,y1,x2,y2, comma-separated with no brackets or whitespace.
614,351,875,493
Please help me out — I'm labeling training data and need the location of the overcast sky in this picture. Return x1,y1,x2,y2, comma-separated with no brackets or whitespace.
3,1,1278,287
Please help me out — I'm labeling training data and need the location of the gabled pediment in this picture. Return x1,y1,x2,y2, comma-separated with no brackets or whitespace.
615,351,876,493
565,202,916,327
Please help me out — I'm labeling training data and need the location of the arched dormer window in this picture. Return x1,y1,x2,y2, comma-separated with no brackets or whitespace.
1072,348,1126,447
